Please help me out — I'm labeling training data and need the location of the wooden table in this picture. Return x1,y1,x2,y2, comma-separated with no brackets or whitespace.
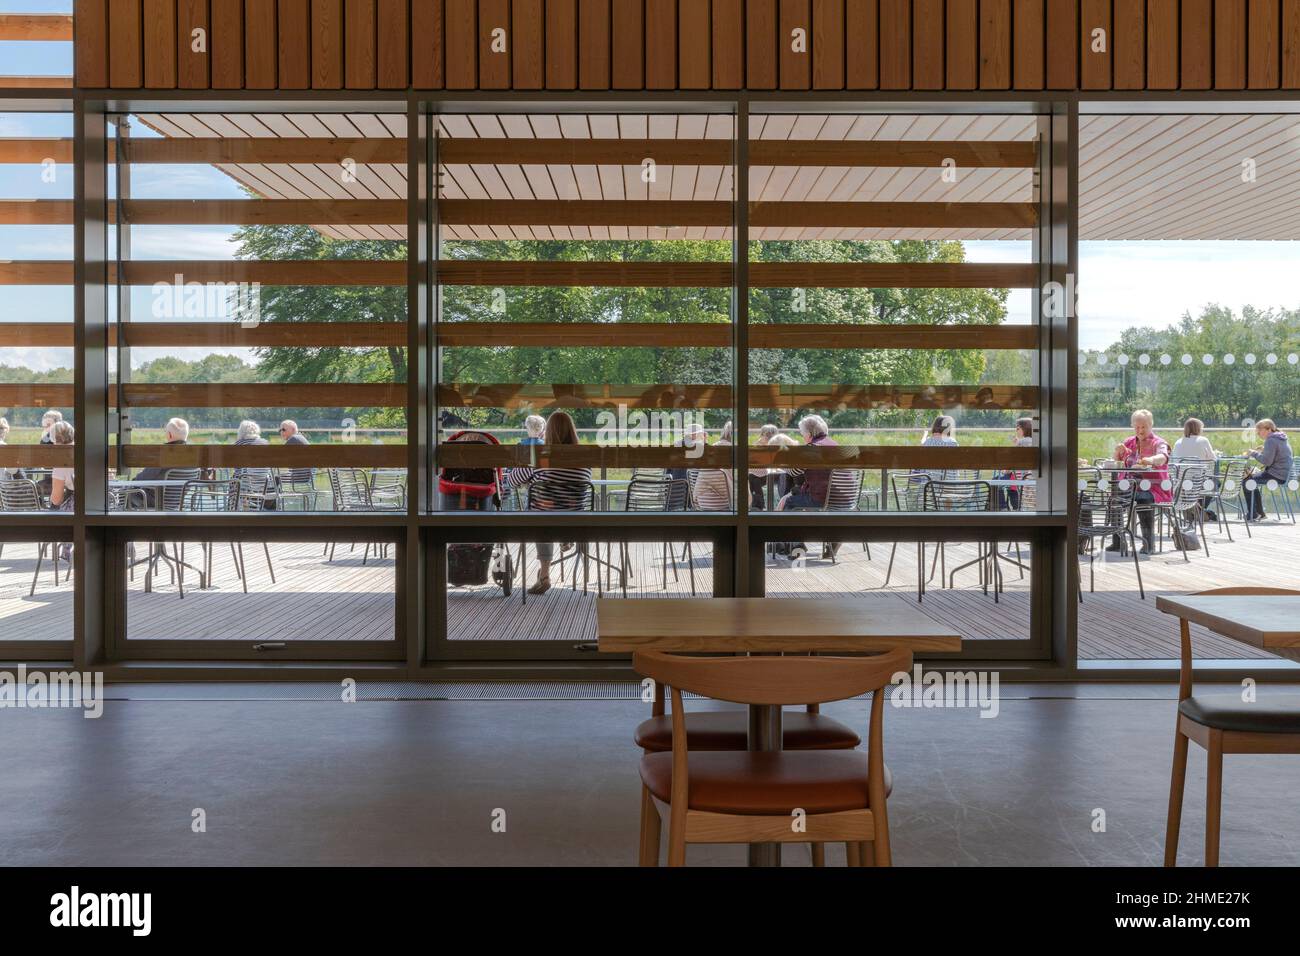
597,597,963,866
1156,594,1300,661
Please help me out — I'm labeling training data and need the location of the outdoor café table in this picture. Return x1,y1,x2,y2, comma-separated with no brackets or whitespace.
590,477,631,512
1156,593,1300,663
597,596,963,866
110,478,207,591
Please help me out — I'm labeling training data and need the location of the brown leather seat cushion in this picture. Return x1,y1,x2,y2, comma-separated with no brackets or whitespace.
635,710,861,752
1179,695,1300,734
640,751,892,815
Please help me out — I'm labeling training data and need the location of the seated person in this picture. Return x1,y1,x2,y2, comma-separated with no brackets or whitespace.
134,417,189,508
1245,419,1293,521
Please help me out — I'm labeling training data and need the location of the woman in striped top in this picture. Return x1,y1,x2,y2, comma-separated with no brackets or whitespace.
504,410,592,594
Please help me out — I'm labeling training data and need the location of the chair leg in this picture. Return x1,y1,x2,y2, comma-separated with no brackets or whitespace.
845,842,860,867
235,543,249,594
686,542,696,596
263,542,276,583
619,542,629,599
1164,725,1189,866
859,841,875,867
883,542,897,588
1129,531,1146,599
810,843,824,867
638,786,660,866
30,543,45,597
666,804,687,867
1205,729,1224,867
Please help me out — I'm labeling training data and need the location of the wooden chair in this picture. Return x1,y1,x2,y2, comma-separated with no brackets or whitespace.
633,646,911,867
1164,587,1300,867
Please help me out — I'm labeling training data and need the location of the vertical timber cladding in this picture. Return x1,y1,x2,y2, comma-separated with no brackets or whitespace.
75,1,1300,90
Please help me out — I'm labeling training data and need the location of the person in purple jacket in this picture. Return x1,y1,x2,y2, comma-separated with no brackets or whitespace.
1245,418,1294,521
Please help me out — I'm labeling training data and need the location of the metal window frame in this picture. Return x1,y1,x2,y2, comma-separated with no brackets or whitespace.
0,88,1295,682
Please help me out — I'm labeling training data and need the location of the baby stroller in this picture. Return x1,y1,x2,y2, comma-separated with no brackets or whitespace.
439,430,513,597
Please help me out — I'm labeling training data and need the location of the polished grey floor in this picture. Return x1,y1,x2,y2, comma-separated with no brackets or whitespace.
1,683,1298,866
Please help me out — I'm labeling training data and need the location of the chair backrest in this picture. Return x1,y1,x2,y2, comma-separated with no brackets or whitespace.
1170,462,1209,508
823,468,864,512
180,478,240,512
237,468,273,511
624,477,671,512
525,476,594,512
663,476,691,511
0,478,41,512
632,646,913,706
1078,485,1132,532
329,467,374,511
942,468,980,481
160,468,202,511
923,479,991,512
891,473,930,511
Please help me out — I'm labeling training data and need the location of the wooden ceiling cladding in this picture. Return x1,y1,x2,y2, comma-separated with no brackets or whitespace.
71,0,1300,92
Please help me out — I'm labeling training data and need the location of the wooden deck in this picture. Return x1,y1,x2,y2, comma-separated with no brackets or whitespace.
1,519,1297,659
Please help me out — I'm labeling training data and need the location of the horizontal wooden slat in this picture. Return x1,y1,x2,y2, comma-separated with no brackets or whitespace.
435,322,1036,349
120,136,405,164
118,200,406,225
0,139,74,163
437,260,732,286
119,383,406,407
0,261,74,283
750,140,1037,167
118,444,406,468
749,323,1038,349
437,322,732,347
120,321,406,347
438,199,729,227
437,383,1037,409
0,323,73,347
749,202,1039,229
437,383,734,409
118,260,405,285
0,77,73,88
0,13,73,40
440,138,732,164
436,443,733,469
0,201,73,224
750,262,1039,287
435,444,1037,470
0,445,74,468
0,383,74,405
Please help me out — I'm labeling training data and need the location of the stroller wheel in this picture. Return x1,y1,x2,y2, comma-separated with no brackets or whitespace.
494,551,514,597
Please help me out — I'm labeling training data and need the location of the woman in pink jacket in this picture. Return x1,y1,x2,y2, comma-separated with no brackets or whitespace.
1109,408,1170,555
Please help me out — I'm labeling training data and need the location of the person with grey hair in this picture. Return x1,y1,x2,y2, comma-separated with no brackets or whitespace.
279,419,313,486
777,414,837,511
235,420,266,446
38,409,63,445
521,415,546,446
48,421,76,509
0,416,12,481
133,416,191,506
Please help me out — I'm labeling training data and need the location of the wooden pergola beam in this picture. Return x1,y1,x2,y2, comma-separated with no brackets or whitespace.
0,13,73,41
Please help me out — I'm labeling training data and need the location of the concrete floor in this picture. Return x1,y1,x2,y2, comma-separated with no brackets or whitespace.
2,683,1299,866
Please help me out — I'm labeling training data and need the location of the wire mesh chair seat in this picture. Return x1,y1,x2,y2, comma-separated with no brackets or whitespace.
369,468,408,511
1077,485,1144,601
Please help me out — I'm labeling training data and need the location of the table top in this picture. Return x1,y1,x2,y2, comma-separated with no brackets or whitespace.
110,479,193,488
985,478,1036,487
597,597,963,653
1155,594,1300,649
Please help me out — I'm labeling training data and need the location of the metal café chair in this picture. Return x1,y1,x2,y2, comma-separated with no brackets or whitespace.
1157,461,1212,561
619,476,692,596
923,479,1002,601
883,472,931,600
0,478,69,596
235,469,278,590
1077,484,1144,601
326,468,389,564
1206,458,1253,539
369,467,408,511
178,478,244,593
519,477,598,604
135,467,203,598
783,468,868,564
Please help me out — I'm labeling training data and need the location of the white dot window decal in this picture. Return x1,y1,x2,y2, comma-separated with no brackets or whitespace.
1267,479,1279,491
1078,353,1088,365
1117,479,1130,491
1223,353,1235,365
1118,354,1130,365
1267,353,1278,365
1138,353,1150,365
1289,354,1299,365
1203,479,1215,492
1099,479,1110,491
1245,479,1257,491
1290,480,1299,492
1202,354,1214,365
1160,354,1172,365
1224,479,1236,491
1097,354,1108,366
1181,354,1193,365
1160,479,1171,491
1245,353,1257,365
1139,479,1151,491
1077,479,1088,491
